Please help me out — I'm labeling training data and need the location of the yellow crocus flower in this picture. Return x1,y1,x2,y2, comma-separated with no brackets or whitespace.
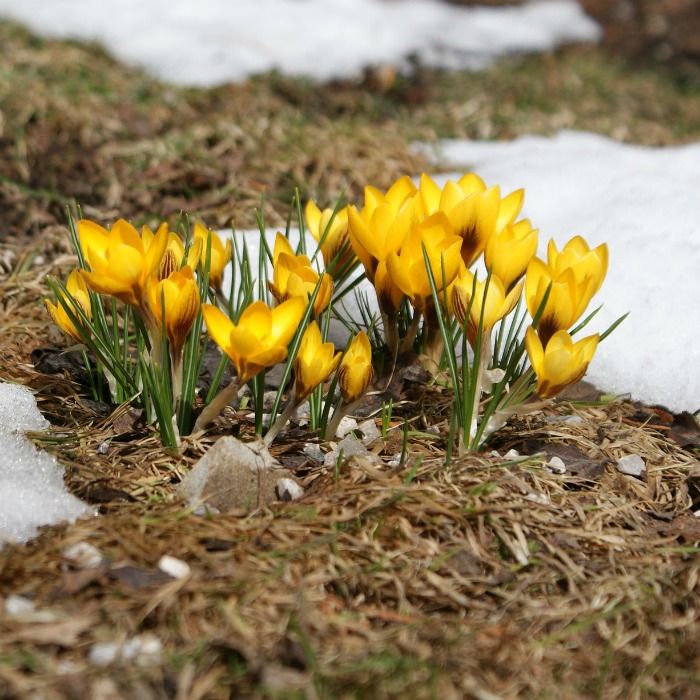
45,269,92,343
304,201,355,273
484,218,539,294
338,331,373,404
362,175,418,219
202,297,305,384
450,267,524,348
192,222,232,291
525,327,599,399
78,218,168,307
494,187,525,233
384,212,462,311
347,180,418,283
146,265,200,354
547,236,608,317
525,256,596,346
268,235,333,314
418,173,525,267
142,223,199,281
293,321,341,401
418,172,486,217
374,259,405,316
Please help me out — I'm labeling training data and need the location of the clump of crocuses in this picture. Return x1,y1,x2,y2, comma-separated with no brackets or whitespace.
46,173,621,454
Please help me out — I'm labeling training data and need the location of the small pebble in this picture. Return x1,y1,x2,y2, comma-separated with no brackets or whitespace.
616,454,646,477
324,436,377,468
546,456,566,474
303,442,324,462
63,542,104,569
357,419,381,443
545,414,583,424
276,478,304,502
89,642,119,666
89,634,163,667
157,555,190,580
4,594,35,616
334,416,357,439
387,452,404,467
192,504,221,516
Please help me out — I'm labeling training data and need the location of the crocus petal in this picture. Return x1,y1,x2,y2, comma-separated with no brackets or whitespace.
270,297,306,347
338,331,373,403
202,304,235,357
446,192,498,267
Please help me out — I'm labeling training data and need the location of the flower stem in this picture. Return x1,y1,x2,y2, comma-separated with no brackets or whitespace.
399,309,422,354
323,397,364,440
263,391,300,447
193,378,240,432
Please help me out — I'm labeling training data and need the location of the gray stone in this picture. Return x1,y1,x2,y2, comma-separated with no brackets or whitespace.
616,454,646,478
323,435,379,468
357,419,381,443
276,478,304,502
334,416,358,439
178,437,300,512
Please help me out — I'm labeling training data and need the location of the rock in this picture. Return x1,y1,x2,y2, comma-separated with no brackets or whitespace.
88,633,163,667
616,454,646,477
546,456,567,474
178,437,301,512
4,595,35,616
62,542,104,569
303,442,324,463
357,418,381,443
276,478,304,502
323,436,368,468
334,416,358,439
157,555,190,580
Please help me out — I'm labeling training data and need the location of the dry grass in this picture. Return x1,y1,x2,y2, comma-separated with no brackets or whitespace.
2,18,700,700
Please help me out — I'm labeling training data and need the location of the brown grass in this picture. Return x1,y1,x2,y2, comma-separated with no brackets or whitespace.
2,18,700,700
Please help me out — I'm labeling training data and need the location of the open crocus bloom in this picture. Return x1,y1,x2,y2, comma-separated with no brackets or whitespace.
78,218,168,307
419,173,525,267
293,321,341,401
385,211,462,311
45,269,92,343
451,267,523,348
338,331,373,404
525,327,599,399
142,223,201,281
147,265,200,354
202,297,305,384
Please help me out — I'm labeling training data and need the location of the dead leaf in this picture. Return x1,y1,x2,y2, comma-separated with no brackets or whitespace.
112,409,143,434
12,616,96,647
108,566,173,589
668,412,700,448
77,483,137,504
56,564,109,596
653,514,700,542
513,439,607,480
